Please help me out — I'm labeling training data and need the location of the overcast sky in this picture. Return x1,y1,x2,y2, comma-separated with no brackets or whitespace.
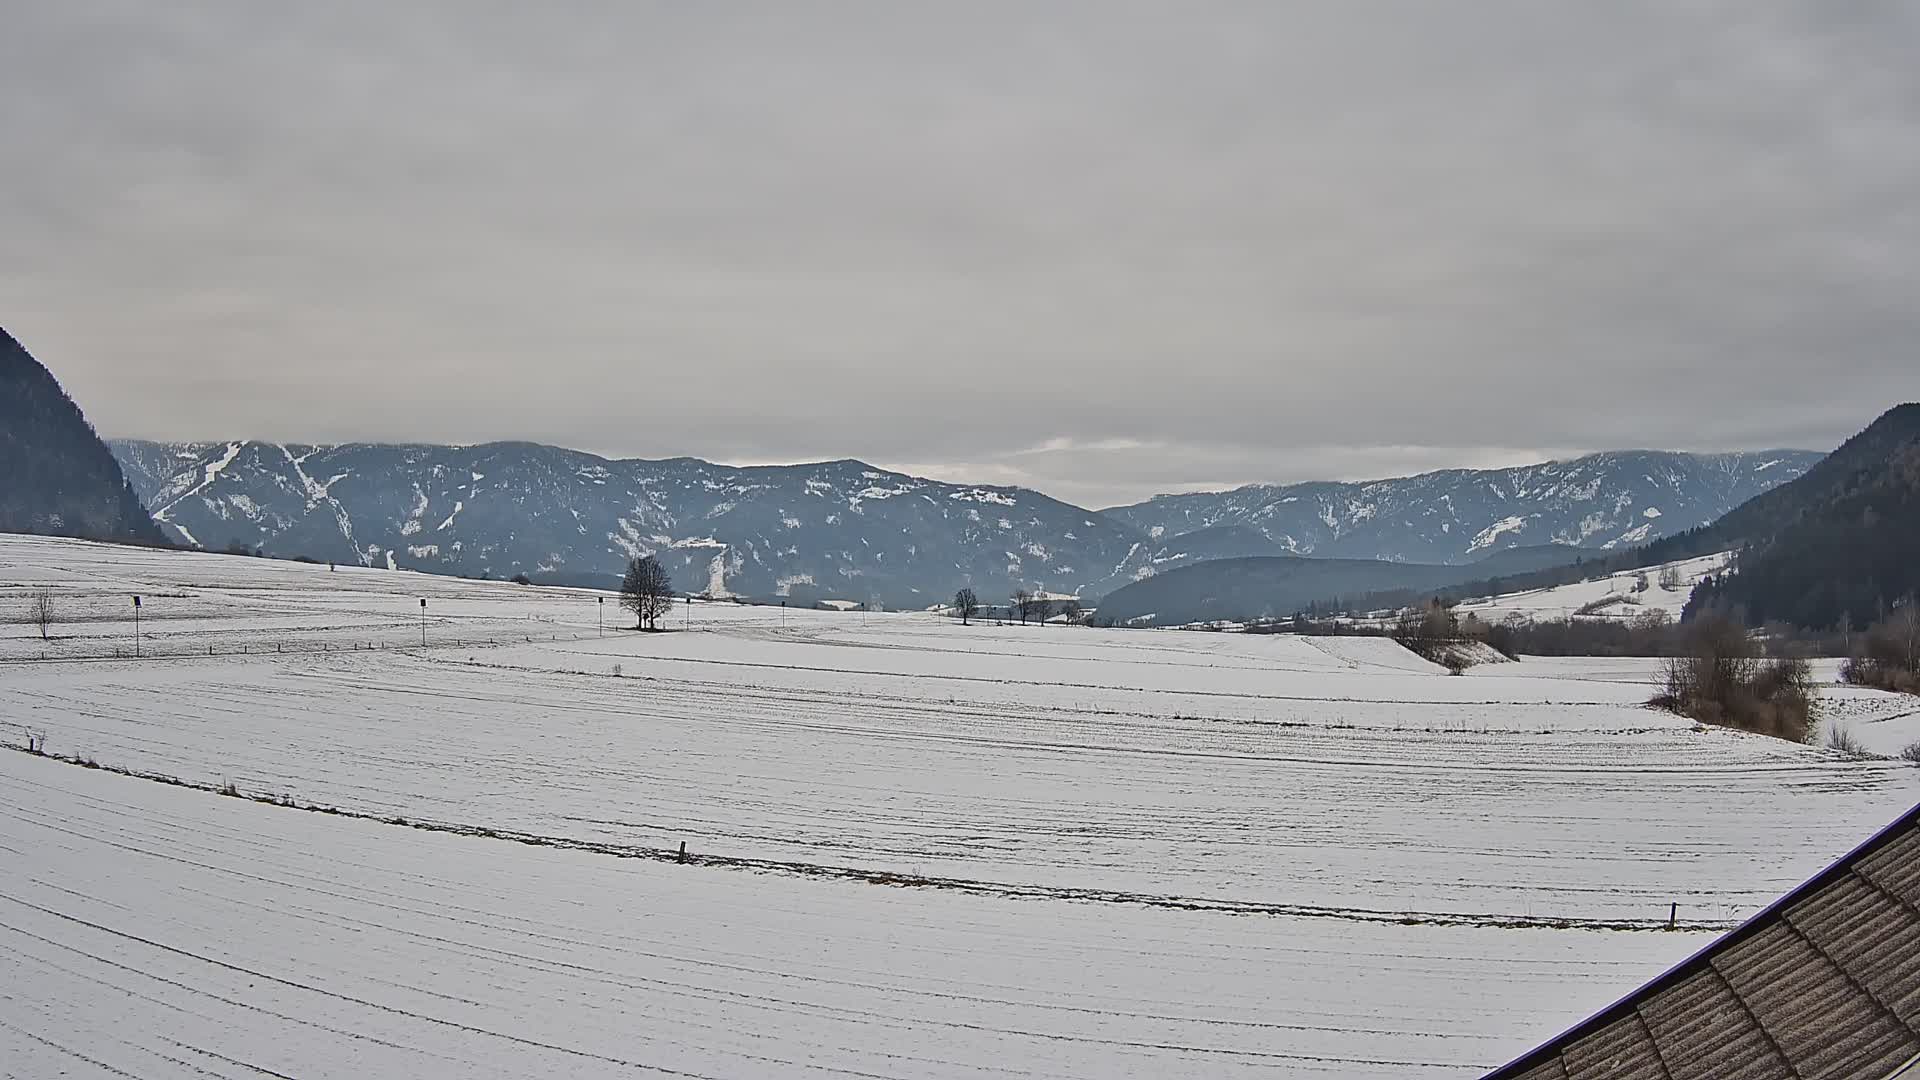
5,3,1917,508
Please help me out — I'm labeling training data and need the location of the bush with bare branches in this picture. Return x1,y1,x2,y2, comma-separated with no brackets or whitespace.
1841,602,1920,695
1650,612,1815,742
1825,726,1869,757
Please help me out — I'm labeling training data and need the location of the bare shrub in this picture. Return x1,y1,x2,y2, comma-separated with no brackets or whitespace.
1842,602,1920,695
1651,612,1814,742
1824,725,1868,757
1576,594,1640,616
1901,741,1920,765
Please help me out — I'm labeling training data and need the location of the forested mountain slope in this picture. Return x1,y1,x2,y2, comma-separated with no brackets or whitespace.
0,329,166,545
1686,403,1920,629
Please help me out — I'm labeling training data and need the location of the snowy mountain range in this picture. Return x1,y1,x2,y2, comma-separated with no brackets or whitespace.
1101,450,1821,564
109,440,1145,606
110,440,1820,607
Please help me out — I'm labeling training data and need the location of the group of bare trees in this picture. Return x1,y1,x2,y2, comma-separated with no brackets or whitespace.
1651,612,1815,742
949,587,1083,626
1389,599,1478,673
1012,589,1083,625
1842,599,1920,694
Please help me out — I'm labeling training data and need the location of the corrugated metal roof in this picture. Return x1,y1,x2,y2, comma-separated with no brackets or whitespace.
1486,802,1920,1080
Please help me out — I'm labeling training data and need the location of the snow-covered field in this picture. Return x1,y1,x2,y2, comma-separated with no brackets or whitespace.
3,533,1918,1077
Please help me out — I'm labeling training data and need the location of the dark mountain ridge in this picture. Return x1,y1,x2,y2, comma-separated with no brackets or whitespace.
1684,403,1920,629
1290,405,1918,629
1086,544,1602,627
0,329,166,546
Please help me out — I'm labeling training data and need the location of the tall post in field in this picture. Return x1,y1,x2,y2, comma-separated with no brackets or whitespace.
419,598,427,647
132,595,141,658
598,596,604,637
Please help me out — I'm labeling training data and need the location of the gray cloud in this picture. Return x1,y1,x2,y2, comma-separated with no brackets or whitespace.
4,2,1917,507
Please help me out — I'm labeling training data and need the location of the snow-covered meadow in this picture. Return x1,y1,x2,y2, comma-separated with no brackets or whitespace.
3,533,1918,1077
1450,552,1731,625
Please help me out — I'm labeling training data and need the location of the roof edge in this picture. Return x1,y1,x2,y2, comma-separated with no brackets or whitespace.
1482,799,1920,1079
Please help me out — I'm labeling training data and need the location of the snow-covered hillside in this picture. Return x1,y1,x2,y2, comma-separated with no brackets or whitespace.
3,534,1917,1077
1454,552,1732,624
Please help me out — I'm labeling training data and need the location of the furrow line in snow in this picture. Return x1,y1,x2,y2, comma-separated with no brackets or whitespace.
0,745,1741,933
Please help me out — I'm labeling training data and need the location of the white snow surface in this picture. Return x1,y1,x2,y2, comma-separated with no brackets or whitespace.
2,533,1917,1077
0,748,1700,1079
1454,552,1732,624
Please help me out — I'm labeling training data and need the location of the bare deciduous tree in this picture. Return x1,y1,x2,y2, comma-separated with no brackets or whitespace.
621,556,676,631
29,588,54,641
1012,589,1034,626
952,587,979,625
